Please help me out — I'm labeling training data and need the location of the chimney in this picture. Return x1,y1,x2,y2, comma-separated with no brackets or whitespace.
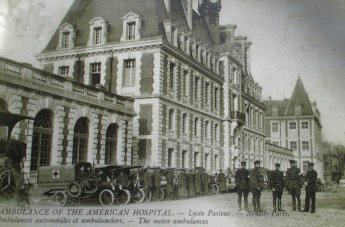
220,24,236,42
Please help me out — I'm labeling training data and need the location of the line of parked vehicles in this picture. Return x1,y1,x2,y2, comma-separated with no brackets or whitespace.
37,162,236,207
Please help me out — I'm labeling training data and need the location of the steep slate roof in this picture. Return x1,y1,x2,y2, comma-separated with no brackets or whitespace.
263,77,314,117
42,0,216,53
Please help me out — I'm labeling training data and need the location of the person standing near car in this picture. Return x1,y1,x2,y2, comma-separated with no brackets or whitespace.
194,168,202,196
177,169,188,199
187,169,195,197
153,169,161,201
235,161,250,211
117,170,129,187
270,163,285,212
144,168,154,199
218,169,227,193
304,162,317,213
286,160,302,211
250,160,264,212
165,171,174,199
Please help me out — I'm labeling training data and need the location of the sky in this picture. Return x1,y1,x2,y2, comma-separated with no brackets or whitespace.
0,0,344,144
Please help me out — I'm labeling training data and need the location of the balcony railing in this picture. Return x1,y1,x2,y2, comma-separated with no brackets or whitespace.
0,57,134,113
230,111,246,123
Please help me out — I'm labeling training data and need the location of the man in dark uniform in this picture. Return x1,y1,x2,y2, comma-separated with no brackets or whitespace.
144,168,154,200
187,169,195,197
177,169,188,199
153,169,161,201
235,161,250,211
117,170,129,187
304,162,318,213
194,169,202,196
202,169,209,195
218,169,227,193
286,159,302,211
250,160,264,212
270,163,285,212
165,171,174,199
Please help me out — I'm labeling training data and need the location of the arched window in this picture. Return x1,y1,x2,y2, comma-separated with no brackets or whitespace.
30,110,53,171
168,109,174,130
105,124,118,164
72,118,89,164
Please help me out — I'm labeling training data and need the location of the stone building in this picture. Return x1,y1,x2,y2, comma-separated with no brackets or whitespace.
0,57,135,180
263,77,323,178
2,0,278,173
265,142,293,172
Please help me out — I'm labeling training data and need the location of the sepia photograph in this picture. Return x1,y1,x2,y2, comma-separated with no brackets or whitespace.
0,0,344,226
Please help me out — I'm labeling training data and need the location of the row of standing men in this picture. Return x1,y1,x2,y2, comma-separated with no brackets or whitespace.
235,159,318,213
143,168,227,200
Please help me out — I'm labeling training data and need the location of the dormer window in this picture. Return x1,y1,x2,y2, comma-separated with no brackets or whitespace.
272,105,278,116
295,105,302,115
121,12,143,41
57,23,76,50
88,17,109,46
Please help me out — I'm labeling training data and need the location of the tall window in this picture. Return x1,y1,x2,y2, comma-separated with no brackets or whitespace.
271,122,278,132
59,66,69,77
72,118,89,164
169,63,175,89
214,155,218,170
194,152,199,168
272,106,278,116
205,83,209,105
30,110,53,171
61,32,70,49
295,105,302,115
301,122,309,129
168,109,174,130
302,141,309,150
214,87,219,109
204,121,209,139
105,124,118,164
214,123,218,140
182,150,187,168
303,161,308,173
167,148,174,167
127,22,136,40
90,63,101,86
194,117,199,137
290,141,297,151
183,70,188,95
204,153,209,170
123,59,136,87
182,113,187,134
195,77,199,100
289,122,297,130
93,27,102,45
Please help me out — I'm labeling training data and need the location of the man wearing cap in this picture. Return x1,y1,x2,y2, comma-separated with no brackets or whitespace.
235,161,250,211
218,169,227,193
250,160,264,212
144,168,154,200
304,162,318,213
270,163,285,212
153,169,162,201
286,160,302,211
194,168,202,196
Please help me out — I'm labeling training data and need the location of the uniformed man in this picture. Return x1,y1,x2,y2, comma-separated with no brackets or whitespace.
144,168,154,200
117,170,129,187
218,169,227,193
177,169,188,199
250,160,264,212
286,159,302,211
304,162,318,213
235,161,250,211
187,169,195,197
165,171,174,199
202,169,209,195
270,163,285,212
153,169,161,201
194,169,202,196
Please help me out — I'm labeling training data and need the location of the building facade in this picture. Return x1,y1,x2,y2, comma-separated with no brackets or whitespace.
0,57,135,181
265,142,293,172
263,77,323,178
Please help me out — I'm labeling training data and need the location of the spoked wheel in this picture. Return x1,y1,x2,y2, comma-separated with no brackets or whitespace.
67,181,82,198
99,189,114,207
53,191,68,206
132,188,145,203
118,189,131,205
0,170,18,198
144,188,152,201
208,184,215,194
154,187,164,201
213,184,220,194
